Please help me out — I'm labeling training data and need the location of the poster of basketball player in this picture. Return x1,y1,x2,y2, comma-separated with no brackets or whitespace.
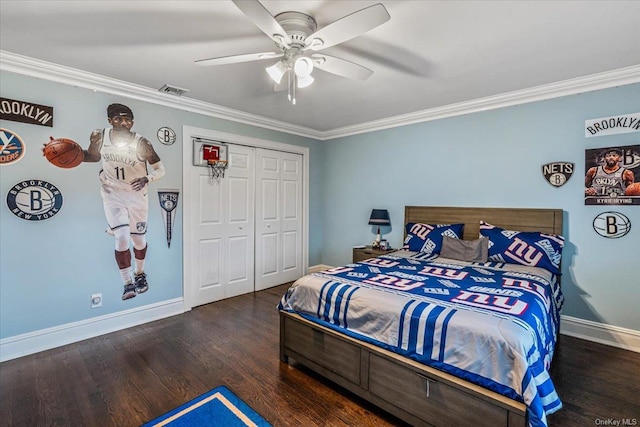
82,103,166,300
584,144,640,205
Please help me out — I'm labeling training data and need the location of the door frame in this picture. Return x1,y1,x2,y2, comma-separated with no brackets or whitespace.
182,125,309,311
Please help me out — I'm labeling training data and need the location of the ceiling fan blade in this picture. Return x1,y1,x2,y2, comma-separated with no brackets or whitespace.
232,0,292,47
195,52,283,66
312,54,373,80
305,3,390,51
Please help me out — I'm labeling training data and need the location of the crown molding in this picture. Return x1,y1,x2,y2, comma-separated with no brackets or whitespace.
0,50,324,140
322,64,640,140
2,50,639,141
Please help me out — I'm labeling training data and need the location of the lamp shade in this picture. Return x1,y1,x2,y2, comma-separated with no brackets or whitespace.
368,209,390,226
266,60,287,84
296,74,314,88
294,57,314,77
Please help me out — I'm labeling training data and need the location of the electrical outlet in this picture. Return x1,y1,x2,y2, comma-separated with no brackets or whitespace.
91,293,102,308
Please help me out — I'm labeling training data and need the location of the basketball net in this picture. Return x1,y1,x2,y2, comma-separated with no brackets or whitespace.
207,160,228,183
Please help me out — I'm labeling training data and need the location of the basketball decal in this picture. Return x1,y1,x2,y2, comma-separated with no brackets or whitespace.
625,182,640,196
592,212,631,238
0,128,26,165
6,179,63,221
43,136,84,168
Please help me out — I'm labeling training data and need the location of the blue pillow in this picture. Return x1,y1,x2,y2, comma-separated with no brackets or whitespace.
479,221,564,275
402,222,464,255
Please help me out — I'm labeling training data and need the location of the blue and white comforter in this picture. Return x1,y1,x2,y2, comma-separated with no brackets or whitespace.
278,251,563,427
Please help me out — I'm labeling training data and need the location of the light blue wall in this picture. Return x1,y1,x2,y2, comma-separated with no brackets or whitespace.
0,71,323,338
321,83,639,332
2,69,638,342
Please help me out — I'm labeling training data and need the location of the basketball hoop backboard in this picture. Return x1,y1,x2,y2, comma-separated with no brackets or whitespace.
193,139,228,167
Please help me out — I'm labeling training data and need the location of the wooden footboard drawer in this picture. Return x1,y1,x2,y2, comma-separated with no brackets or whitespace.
283,317,361,385
369,354,508,427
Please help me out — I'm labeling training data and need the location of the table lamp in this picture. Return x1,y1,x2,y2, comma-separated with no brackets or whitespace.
368,209,390,247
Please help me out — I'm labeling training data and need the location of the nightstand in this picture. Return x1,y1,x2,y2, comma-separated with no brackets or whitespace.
352,246,395,263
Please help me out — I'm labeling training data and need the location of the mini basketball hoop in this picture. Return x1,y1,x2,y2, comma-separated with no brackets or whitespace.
207,159,228,183
193,139,229,184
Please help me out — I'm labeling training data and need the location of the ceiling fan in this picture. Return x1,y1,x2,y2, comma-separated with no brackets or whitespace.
195,0,390,104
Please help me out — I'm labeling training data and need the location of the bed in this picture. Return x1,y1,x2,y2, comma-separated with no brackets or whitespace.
279,206,564,427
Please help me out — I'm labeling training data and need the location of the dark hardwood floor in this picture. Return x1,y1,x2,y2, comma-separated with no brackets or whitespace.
1,283,638,427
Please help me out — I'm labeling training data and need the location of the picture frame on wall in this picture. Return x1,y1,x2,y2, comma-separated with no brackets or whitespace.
584,144,640,206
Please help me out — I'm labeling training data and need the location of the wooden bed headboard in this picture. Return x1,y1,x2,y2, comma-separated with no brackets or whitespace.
404,206,563,240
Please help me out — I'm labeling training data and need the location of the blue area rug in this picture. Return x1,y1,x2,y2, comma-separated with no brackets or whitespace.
141,385,272,427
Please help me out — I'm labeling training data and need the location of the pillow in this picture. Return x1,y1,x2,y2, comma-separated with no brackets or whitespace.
402,222,464,256
479,221,564,275
440,236,488,263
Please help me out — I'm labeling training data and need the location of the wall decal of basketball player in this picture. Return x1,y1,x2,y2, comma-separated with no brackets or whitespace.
584,147,635,205
82,103,165,300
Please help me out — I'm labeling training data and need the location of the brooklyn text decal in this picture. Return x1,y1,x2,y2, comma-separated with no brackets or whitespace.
0,97,53,127
585,112,640,138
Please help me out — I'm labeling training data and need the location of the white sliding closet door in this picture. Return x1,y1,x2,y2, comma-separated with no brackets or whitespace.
255,149,303,290
190,143,255,307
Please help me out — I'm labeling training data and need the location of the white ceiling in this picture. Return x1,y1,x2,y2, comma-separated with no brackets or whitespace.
1,1,640,139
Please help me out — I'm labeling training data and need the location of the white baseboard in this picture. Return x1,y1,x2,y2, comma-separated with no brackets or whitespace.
560,315,640,353
0,298,184,363
3,299,637,363
308,264,333,273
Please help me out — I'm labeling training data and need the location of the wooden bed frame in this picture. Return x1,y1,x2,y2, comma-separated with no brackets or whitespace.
280,206,563,427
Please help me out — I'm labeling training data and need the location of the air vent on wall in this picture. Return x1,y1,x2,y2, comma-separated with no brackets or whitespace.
158,84,189,96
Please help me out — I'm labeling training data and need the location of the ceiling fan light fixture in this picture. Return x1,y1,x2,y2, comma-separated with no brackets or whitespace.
266,60,287,84
199,2,391,105
297,74,314,88
293,56,314,77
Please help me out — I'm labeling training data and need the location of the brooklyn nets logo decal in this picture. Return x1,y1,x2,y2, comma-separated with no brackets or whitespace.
542,162,574,187
592,211,631,238
157,127,176,145
6,179,63,221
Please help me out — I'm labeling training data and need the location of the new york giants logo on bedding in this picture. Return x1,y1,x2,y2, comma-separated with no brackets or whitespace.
480,221,564,275
452,290,529,315
503,278,551,311
419,266,469,280
362,258,399,268
504,237,544,266
403,223,464,256
408,222,435,239
363,274,425,291
324,266,354,274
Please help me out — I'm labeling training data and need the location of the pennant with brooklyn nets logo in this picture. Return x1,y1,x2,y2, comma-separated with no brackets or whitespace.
542,162,574,187
158,189,179,248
